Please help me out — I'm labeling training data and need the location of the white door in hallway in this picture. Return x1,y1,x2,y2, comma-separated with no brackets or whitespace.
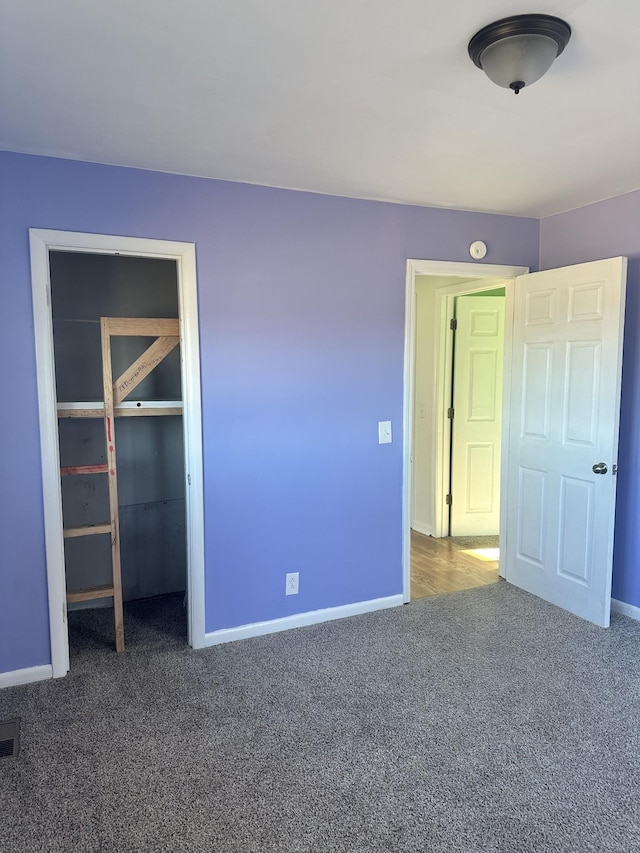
450,296,505,536
504,257,627,627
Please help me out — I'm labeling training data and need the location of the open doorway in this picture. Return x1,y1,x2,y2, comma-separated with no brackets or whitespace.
50,251,188,654
30,230,206,678
404,257,627,625
412,284,505,599
401,260,529,603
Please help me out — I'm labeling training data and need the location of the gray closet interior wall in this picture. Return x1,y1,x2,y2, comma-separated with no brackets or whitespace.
50,252,186,607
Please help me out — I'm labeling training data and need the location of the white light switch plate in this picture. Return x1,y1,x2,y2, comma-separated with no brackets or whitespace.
378,421,392,444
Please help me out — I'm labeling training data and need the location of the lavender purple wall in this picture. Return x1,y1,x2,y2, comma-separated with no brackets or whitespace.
540,190,640,610
0,151,539,674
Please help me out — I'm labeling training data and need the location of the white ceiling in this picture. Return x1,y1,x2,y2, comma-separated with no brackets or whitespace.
2,0,639,217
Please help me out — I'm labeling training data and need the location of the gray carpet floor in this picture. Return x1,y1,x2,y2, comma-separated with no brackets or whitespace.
1,585,640,852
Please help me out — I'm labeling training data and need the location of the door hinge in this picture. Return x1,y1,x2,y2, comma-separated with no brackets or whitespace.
450,318,457,331
188,473,191,486
445,494,452,506
447,407,454,419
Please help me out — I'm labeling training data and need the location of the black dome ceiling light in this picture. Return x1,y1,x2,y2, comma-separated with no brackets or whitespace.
468,14,571,94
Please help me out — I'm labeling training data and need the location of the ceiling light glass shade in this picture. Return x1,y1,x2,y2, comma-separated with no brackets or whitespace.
480,34,559,90
469,15,571,94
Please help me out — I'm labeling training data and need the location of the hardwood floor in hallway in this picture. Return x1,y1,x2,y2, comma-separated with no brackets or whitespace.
411,529,500,601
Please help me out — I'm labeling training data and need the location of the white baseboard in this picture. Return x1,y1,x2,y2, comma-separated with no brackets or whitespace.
204,594,404,647
411,521,432,536
0,664,53,690
611,598,640,622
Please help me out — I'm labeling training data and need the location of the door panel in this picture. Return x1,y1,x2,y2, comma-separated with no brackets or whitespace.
450,296,505,536
505,257,627,627
522,343,552,438
557,475,593,584
517,466,546,567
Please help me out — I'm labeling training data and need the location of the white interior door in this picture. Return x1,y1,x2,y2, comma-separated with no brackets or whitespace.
504,257,627,627
450,296,505,536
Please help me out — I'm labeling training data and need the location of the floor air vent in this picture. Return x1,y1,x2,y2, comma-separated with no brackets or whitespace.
0,718,20,758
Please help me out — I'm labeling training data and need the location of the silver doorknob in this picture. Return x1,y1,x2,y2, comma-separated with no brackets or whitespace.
592,462,608,474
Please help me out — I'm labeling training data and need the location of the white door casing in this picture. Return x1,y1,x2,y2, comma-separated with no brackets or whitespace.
30,230,207,678
450,296,505,536
504,257,627,627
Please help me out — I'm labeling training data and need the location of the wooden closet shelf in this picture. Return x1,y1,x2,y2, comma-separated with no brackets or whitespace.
61,464,109,476
57,401,182,418
63,523,111,539
67,585,114,604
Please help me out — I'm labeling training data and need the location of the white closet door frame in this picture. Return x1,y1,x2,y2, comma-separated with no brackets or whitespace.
30,229,206,677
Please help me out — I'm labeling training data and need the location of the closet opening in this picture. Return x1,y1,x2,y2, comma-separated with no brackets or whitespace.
50,250,187,656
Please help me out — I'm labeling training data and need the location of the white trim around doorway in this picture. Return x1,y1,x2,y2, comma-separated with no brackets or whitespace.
402,259,529,604
29,230,206,678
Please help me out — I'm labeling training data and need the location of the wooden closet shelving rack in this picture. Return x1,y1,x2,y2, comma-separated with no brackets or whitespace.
57,317,182,652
